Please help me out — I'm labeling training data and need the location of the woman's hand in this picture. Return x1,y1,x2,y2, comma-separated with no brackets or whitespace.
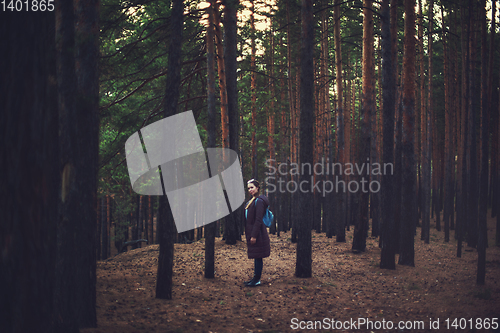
250,237,256,245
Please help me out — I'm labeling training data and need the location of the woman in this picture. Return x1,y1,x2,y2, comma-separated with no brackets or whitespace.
244,179,271,287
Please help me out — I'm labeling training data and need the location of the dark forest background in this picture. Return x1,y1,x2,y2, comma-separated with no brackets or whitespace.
1,0,499,331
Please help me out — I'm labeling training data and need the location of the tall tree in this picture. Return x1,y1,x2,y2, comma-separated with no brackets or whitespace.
334,0,346,243
223,0,241,244
54,0,99,328
280,78,291,235
457,1,470,258
73,0,99,327
442,3,452,243
352,0,374,253
429,0,441,233
0,11,59,333
267,18,277,234
391,0,402,256
497,36,500,246
467,0,479,249
321,0,332,236
214,1,229,152
477,0,489,285
422,0,433,244
156,0,183,300
286,0,298,243
205,0,217,279
380,0,396,269
54,0,79,330
296,0,314,278
214,1,232,243
417,0,425,231
250,0,258,179
497,90,500,246
489,0,499,222
416,0,423,225
399,0,416,266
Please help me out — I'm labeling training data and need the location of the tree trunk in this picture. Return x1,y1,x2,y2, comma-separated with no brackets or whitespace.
497,94,500,246
491,0,499,220
250,0,258,179
213,0,230,244
214,1,229,152
497,34,500,246
156,0,183,300
102,196,108,259
343,58,352,238
205,0,217,279
457,2,470,257
279,76,290,235
419,0,428,242
416,0,424,223
399,0,416,266
134,195,141,249
268,23,277,234
96,198,101,260
371,50,382,237
149,196,153,243
353,0,374,253
477,0,489,285
334,0,346,243
54,0,99,328
74,0,99,326
0,10,59,333
441,4,452,243
424,0,434,244
291,67,300,244
54,0,79,329
223,0,241,244
155,197,160,244
295,0,314,278
450,10,458,232
379,0,396,269
391,0,401,255
286,0,296,241
467,1,478,249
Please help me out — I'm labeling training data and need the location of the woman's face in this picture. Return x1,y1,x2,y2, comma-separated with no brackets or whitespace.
247,183,258,197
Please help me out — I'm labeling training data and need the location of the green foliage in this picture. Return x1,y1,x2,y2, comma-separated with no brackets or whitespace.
98,0,206,198
98,1,208,248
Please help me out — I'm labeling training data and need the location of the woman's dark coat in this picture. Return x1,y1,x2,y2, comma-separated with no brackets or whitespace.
245,195,271,259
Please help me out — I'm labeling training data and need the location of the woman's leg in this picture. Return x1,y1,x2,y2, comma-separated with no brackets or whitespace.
244,258,263,286
254,258,263,281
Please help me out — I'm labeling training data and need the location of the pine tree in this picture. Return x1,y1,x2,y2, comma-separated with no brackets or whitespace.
352,0,374,253
156,0,183,300
399,0,416,266
296,0,314,278
380,0,396,269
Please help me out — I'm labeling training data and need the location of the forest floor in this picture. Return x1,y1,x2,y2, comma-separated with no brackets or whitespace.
82,215,500,333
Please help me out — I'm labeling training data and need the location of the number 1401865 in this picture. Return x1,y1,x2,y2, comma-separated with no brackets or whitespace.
444,318,498,330
1,0,54,11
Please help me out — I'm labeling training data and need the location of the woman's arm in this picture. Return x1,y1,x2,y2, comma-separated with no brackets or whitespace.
251,198,266,240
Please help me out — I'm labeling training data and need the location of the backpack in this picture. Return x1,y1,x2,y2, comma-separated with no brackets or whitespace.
256,198,274,227
245,198,275,227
